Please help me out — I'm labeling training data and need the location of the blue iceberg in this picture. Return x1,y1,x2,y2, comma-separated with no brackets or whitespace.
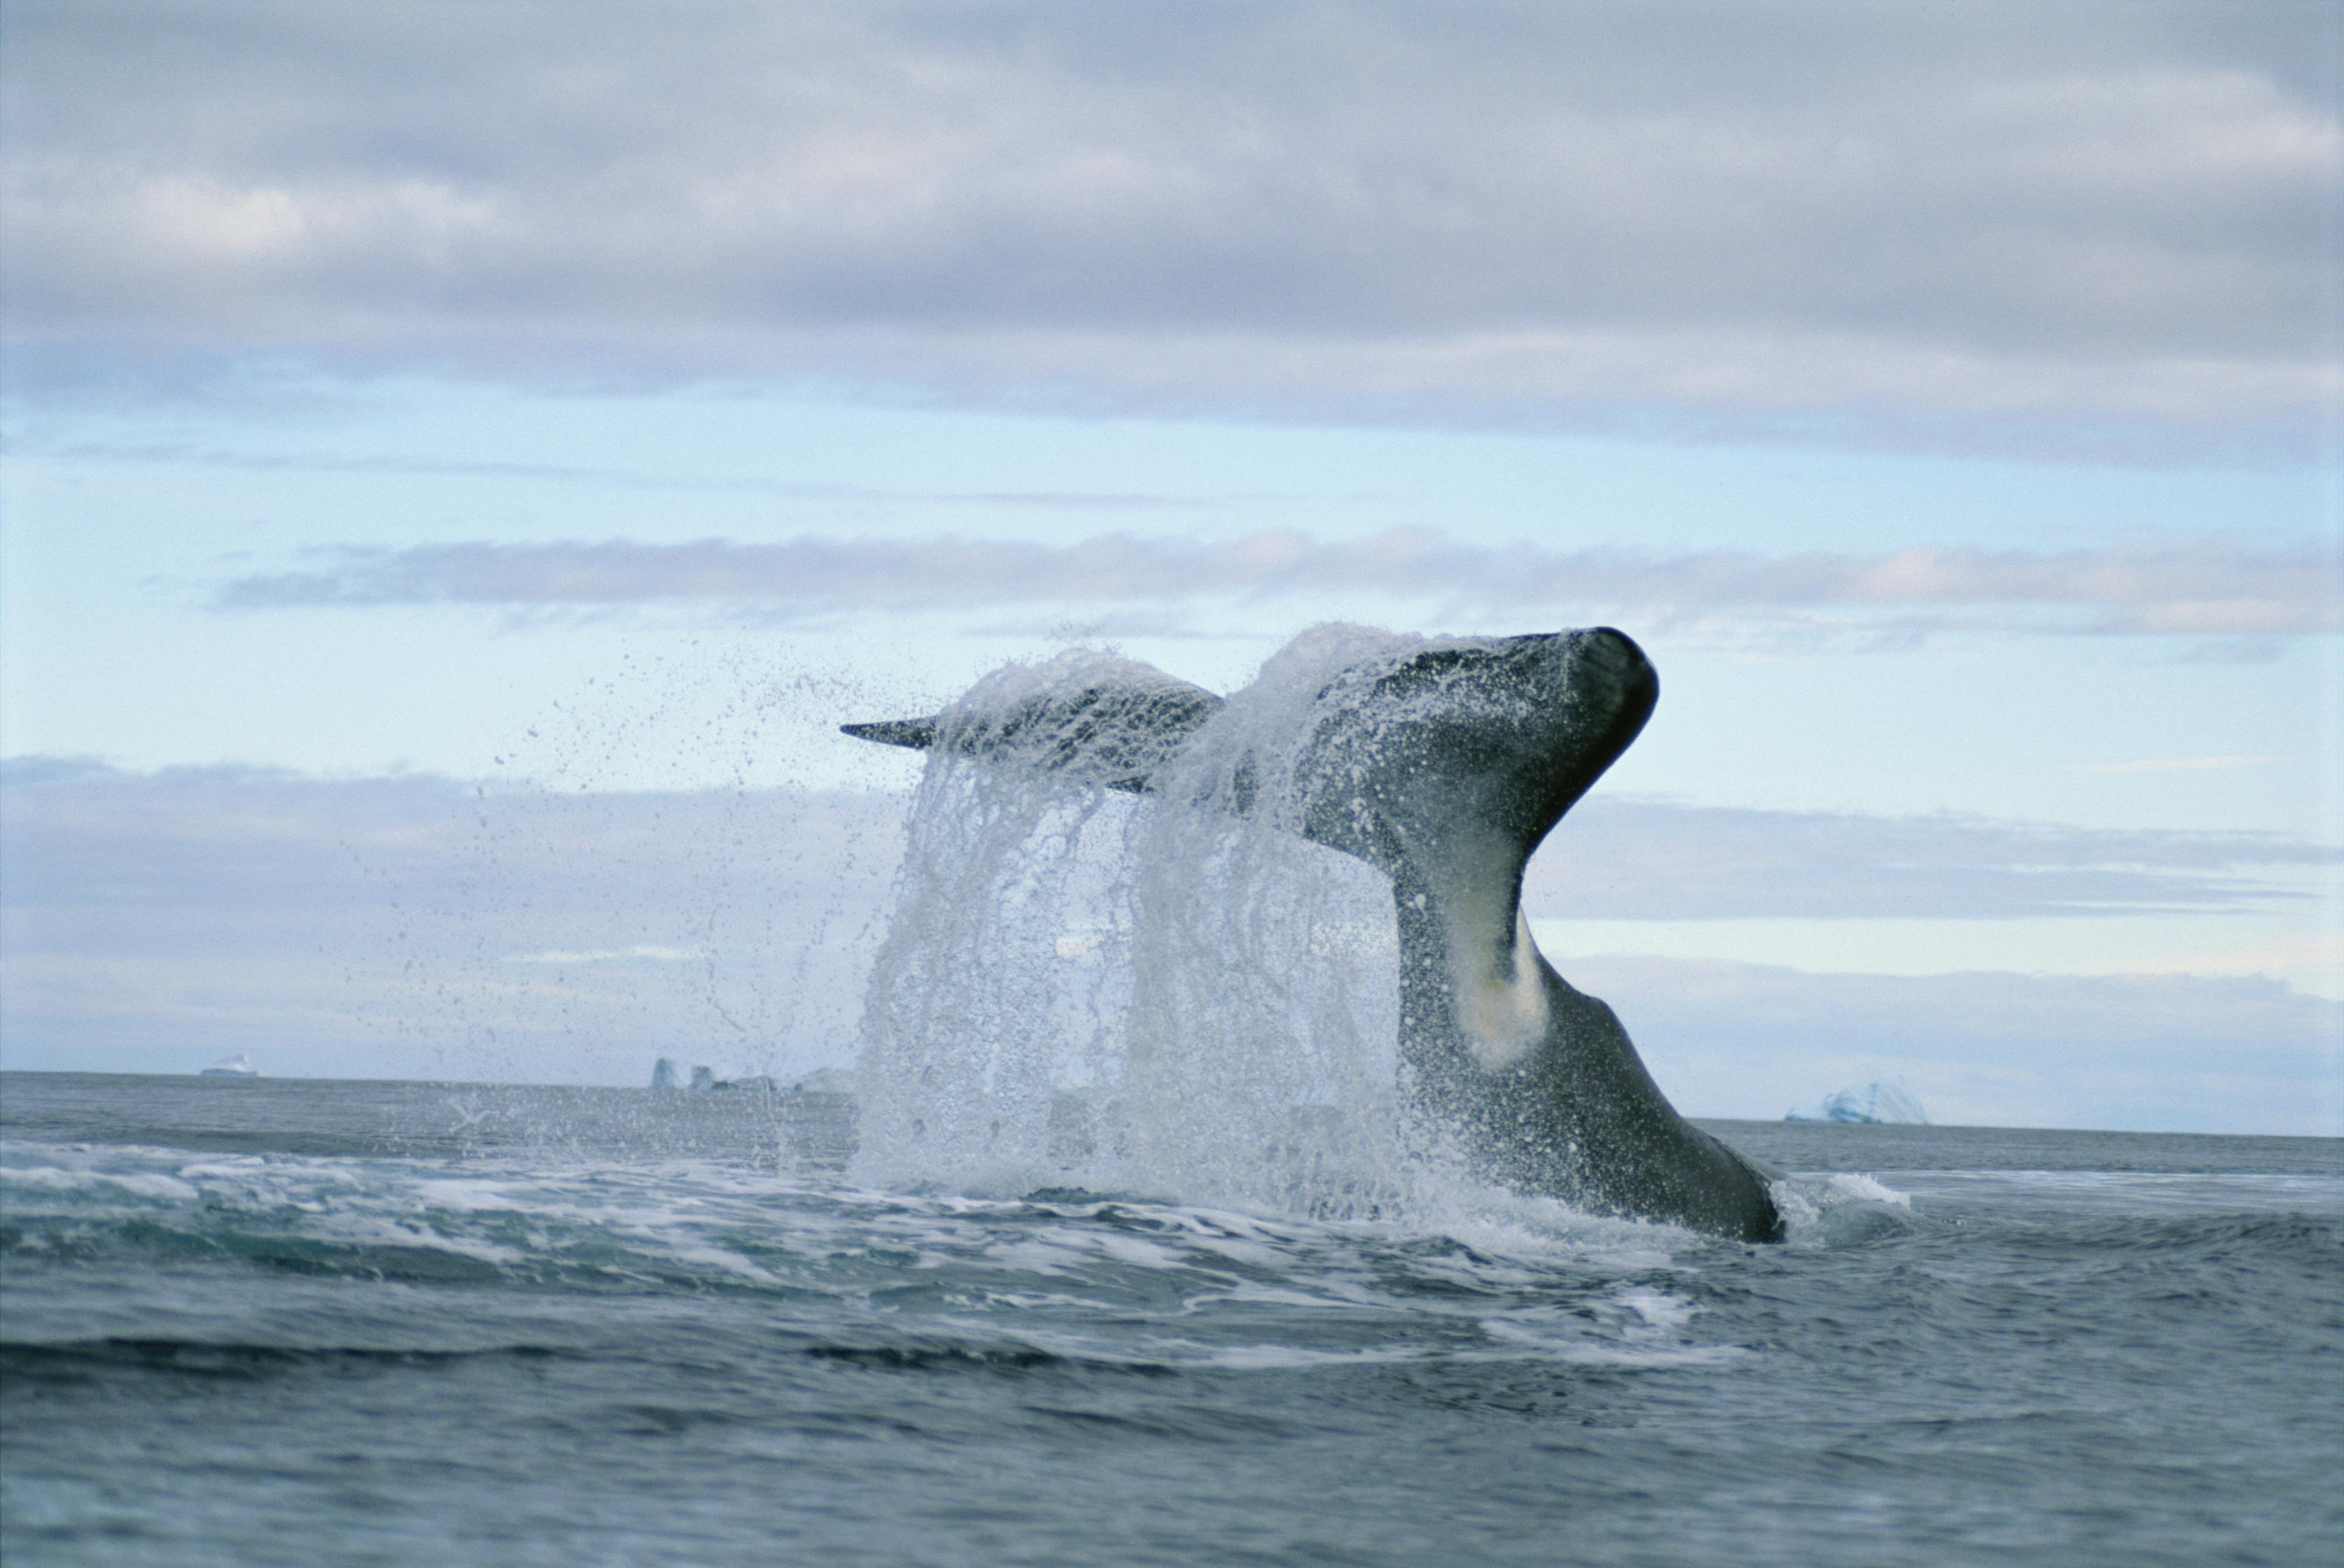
1787,1079,1929,1125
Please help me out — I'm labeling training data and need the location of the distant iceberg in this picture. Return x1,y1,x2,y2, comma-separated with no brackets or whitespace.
669,1062,853,1095
1787,1079,1927,1125
684,1064,783,1093
789,1066,856,1097
200,1053,258,1078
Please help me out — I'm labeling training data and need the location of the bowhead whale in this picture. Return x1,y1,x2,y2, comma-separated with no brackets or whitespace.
846,628,1784,1241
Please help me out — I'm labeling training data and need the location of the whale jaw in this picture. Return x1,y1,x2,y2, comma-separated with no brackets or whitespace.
841,627,1784,1241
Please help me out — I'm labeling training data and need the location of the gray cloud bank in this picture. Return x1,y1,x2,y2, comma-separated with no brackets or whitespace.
0,759,904,1088
5,1,2335,454
4,759,2335,1130
214,533,2342,639
1587,957,2339,1133
1529,801,2339,921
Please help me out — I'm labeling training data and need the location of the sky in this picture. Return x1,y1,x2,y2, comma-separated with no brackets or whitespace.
2,1,2339,1132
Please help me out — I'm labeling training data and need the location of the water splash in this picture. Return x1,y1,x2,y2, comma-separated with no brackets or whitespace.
855,630,1500,1216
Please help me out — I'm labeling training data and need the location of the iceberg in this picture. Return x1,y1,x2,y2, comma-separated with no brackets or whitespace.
709,1075,779,1093
200,1053,258,1078
789,1066,856,1097
685,1064,780,1092
1787,1079,1928,1125
672,1062,851,1095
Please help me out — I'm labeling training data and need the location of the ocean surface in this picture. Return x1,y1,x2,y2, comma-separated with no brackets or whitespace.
4,1070,2338,1567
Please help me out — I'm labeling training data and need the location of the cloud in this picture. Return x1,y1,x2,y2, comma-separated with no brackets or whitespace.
4,1,2334,454
506,946,706,965
0,760,909,1082
5,759,2336,1125
23,439,1257,509
2061,754,2279,775
208,532,2344,639
1592,956,2342,1135
1527,799,2340,921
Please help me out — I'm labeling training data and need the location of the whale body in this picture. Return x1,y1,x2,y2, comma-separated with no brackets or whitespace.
846,628,1784,1241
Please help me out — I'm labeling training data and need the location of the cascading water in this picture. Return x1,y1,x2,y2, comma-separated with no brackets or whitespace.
854,629,1469,1212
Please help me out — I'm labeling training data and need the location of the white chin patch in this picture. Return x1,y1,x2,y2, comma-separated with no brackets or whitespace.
1457,908,1549,1071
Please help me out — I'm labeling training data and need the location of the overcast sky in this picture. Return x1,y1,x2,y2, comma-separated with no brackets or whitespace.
1,1,2337,1131
8,1,2336,454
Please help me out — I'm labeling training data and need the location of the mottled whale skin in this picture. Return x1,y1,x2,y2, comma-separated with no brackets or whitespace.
846,629,1784,1241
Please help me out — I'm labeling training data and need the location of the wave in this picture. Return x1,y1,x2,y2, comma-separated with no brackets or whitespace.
2,1139,1766,1380
0,1338,587,1383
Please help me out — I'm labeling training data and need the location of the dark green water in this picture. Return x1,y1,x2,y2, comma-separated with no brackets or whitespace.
4,1072,2338,1567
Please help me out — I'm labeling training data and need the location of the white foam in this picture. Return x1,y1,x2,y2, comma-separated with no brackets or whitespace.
1477,1287,1750,1369
1769,1170,1919,1243
1477,1318,1749,1370
0,1165,200,1202
1193,1342,1429,1371
1612,1287,1696,1334
1821,1172,1912,1207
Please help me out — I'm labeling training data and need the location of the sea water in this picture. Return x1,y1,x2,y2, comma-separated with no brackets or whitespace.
4,1073,2339,1567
